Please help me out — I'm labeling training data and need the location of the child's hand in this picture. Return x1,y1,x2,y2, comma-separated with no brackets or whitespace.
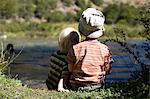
99,71,106,76
58,78,69,92
58,88,69,92
101,71,106,75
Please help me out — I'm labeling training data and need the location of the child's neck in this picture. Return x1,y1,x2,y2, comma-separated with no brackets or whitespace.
85,37,97,41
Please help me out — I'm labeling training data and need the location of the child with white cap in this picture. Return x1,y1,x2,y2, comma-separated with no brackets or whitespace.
67,8,113,91
46,27,81,92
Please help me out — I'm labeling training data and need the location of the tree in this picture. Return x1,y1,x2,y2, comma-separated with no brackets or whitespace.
17,0,35,19
91,0,103,6
104,3,140,25
103,4,121,24
75,0,92,10
33,0,58,19
0,0,18,19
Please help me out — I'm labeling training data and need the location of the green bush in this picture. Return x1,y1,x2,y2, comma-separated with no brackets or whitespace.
62,0,74,7
75,10,83,22
91,0,103,6
104,3,141,25
34,0,58,19
18,0,35,19
118,4,140,25
0,21,25,33
75,0,92,10
104,4,120,24
139,8,150,40
0,0,18,19
64,12,76,22
46,11,65,22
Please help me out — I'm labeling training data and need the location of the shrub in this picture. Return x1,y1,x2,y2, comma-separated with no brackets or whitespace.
18,0,35,19
1,21,28,33
0,43,8,74
46,11,65,22
118,4,140,25
103,4,121,24
61,0,74,7
139,8,150,40
75,0,92,10
0,0,18,19
34,0,58,19
104,3,141,25
91,0,103,6
75,10,83,22
64,12,76,22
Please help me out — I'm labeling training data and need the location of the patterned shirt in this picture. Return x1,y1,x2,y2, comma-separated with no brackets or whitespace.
67,39,112,86
46,51,69,90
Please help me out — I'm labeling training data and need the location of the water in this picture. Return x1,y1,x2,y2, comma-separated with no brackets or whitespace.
2,39,149,89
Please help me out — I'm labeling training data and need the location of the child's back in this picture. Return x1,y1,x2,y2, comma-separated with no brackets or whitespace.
46,27,81,90
67,8,113,91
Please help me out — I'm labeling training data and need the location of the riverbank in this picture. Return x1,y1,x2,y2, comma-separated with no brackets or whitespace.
5,39,148,88
0,73,121,99
0,21,144,41
0,39,150,98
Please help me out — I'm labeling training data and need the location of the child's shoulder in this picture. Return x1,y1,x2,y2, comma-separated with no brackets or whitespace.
73,40,89,48
99,42,109,48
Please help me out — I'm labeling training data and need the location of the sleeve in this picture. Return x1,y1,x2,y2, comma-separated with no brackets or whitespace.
103,48,113,74
60,64,70,89
61,64,69,78
104,48,113,64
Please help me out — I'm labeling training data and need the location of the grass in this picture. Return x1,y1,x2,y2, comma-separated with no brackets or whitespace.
0,73,121,99
0,20,145,40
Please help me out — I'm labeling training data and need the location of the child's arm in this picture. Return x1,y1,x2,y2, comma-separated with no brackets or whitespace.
103,50,113,75
58,64,70,92
58,78,69,92
104,62,112,75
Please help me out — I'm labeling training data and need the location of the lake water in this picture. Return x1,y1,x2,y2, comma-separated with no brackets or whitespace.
1,39,149,89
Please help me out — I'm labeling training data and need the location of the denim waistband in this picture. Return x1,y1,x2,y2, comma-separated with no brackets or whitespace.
77,84,102,91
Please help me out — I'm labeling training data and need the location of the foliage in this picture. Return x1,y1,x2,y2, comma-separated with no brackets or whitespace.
0,42,23,75
0,43,8,74
75,10,83,22
46,11,65,22
61,0,74,7
118,4,140,25
64,12,77,22
17,0,35,20
0,0,145,25
103,8,150,98
128,70,150,98
0,2,149,98
104,3,141,25
0,21,79,39
0,19,144,39
75,0,92,10
139,8,150,40
33,0,58,19
0,0,18,19
104,4,121,24
90,0,103,6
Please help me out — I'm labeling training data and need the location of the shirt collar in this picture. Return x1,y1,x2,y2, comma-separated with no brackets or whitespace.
85,38,98,41
57,50,67,55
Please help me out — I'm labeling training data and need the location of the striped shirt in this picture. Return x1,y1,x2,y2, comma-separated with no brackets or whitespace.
67,39,112,86
46,51,69,90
